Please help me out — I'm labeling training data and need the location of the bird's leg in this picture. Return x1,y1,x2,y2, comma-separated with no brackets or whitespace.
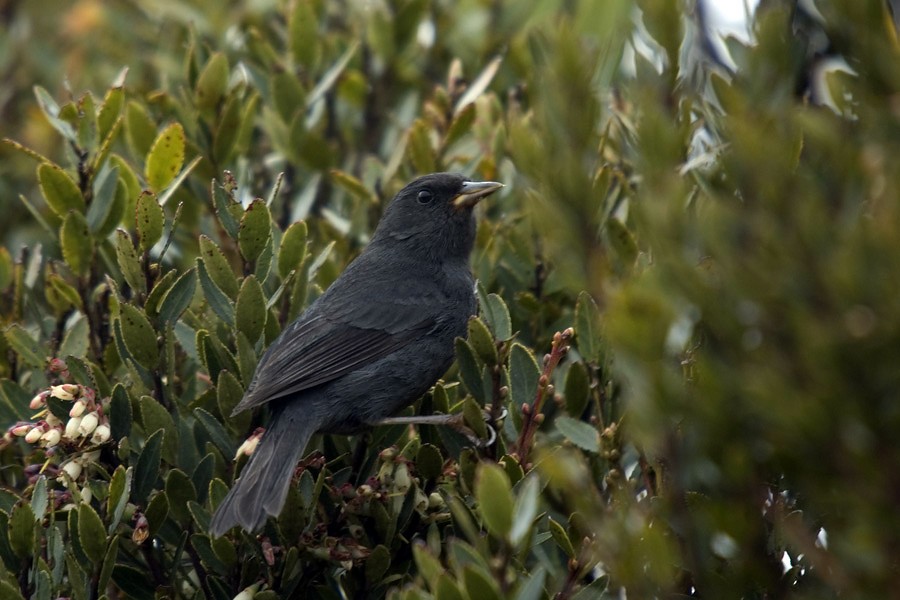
375,411,499,447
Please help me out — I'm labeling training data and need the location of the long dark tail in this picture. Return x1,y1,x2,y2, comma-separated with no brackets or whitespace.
209,401,315,537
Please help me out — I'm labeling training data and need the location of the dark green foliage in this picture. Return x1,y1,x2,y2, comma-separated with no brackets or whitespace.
0,0,898,599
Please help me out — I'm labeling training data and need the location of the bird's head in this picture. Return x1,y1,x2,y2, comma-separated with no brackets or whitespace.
371,172,503,259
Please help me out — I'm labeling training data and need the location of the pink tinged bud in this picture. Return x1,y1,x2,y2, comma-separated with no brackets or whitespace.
65,416,83,439
133,514,149,544
29,393,48,410
69,399,87,418
78,412,99,437
45,413,63,428
50,385,77,401
234,430,263,460
11,423,31,437
91,424,111,445
62,461,83,480
41,428,62,447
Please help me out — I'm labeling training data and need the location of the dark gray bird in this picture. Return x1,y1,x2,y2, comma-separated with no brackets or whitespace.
209,173,502,536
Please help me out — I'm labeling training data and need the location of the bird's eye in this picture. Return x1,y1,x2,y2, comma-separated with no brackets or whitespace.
417,190,433,204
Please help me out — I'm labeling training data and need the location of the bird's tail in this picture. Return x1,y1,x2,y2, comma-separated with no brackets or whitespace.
209,401,314,537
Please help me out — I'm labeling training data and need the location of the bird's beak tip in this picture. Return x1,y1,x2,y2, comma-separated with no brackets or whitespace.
452,181,504,209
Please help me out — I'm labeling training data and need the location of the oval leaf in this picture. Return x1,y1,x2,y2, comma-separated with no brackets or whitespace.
238,199,271,263
475,462,514,539
38,164,84,216
60,210,93,276
145,122,185,192
119,304,158,369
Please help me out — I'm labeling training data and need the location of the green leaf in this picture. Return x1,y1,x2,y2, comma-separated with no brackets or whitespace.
112,564,155,600
510,475,540,547
76,92,99,152
145,122,185,192
407,118,436,173
78,503,107,564
514,567,547,600
366,544,391,584
158,267,197,323
31,476,48,522
34,85,76,141
475,462,514,539
144,490,169,539
107,465,132,534
462,396,488,440
548,517,575,558
86,164,122,235
238,199,271,263
114,229,145,294
277,221,308,280
198,258,236,326
140,395,177,463
199,235,239,299
330,170,376,204
462,564,502,600
135,192,164,252
60,210,93,276
509,343,540,408
564,361,591,418
477,282,512,341
4,324,45,367
195,52,229,111
0,581,25,600
211,179,241,240
98,535,120,592
38,164,85,216
118,304,158,369
235,275,266,344
416,443,444,481
455,338,485,404
575,291,601,363
144,269,177,318
8,502,35,558
165,469,197,525
194,408,236,458
607,217,637,265
216,370,245,426
125,101,157,160
109,384,132,440
467,316,498,365
133,429,164,504
555,416,599,453
0,246,12,291
271,72,306,122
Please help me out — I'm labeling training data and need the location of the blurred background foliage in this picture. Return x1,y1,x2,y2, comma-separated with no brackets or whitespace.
1,0,899,598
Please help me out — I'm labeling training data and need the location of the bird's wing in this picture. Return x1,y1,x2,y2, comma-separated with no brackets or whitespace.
232,301,437,413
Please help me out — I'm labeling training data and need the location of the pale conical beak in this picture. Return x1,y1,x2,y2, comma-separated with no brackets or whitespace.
452,180,504,210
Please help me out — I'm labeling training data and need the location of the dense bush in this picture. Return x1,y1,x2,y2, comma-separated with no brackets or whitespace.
1,0,899,598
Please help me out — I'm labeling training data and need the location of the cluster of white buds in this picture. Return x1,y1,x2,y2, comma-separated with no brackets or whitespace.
9,383,111,449
57,450,101,505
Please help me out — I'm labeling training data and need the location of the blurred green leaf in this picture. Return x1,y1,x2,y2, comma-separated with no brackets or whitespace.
510,475,540,547
195,52,229,111
475,462,514,539
555,416,599,453
575,291,601,363
4,324,44,368
158,267,197,323
563,361,590,417
408,118,436,173
462,564,502,600
509,343,540,408
289,0,321,70
125,101,157,160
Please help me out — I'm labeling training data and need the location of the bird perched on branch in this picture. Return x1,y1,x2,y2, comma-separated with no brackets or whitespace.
209,172,503,536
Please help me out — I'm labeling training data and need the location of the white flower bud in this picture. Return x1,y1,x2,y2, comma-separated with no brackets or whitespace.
40,428,61,447
65,416,83,439
69,399,87,418
80,485,93,504
50,384,78,401
46,413,62,428
232,584,260,600
91,424,111,444
62,461,83,481
78,412,99,437
25,426,44,444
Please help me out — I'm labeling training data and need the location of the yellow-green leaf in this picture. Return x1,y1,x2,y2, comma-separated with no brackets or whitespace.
145,122,185,192
135,192,164,252
38,164,84,216
199,235,239,299
277,220,308,279
114,229,145,294
60,211,93,276
125,100,157,160
407,118,436,173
